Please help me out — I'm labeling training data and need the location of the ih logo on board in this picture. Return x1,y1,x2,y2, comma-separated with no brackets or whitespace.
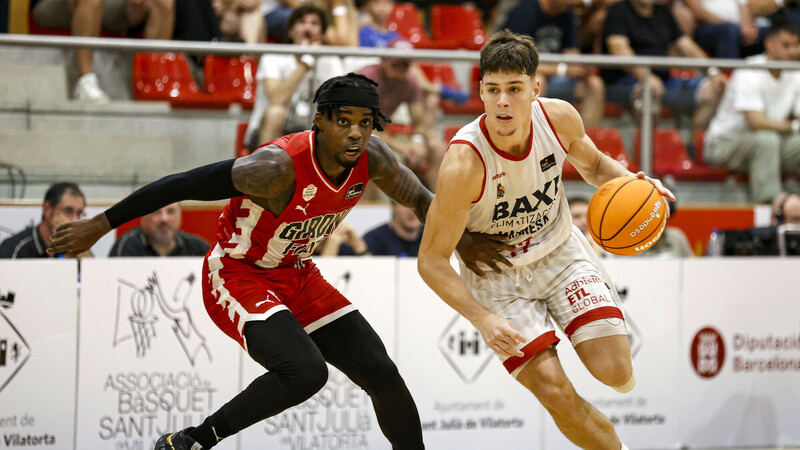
438,314,494,384
0,290,31,393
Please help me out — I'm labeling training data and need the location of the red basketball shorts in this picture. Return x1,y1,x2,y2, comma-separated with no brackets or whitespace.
203,251,354,350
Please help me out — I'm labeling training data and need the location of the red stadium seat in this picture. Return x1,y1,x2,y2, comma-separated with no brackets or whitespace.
441,65,484,115
429,4,488,50
443,124,464,143
563,128,639,180
634,129,727,181
384,123,414,137
204,55,258,110
132,53,221,109
387,3,458,49
235,122,249,158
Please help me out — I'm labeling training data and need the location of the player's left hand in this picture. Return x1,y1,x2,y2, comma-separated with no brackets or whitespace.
635,171,675,218
456,232,515,279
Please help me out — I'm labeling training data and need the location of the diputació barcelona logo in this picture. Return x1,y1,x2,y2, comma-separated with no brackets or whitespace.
691,326,725,378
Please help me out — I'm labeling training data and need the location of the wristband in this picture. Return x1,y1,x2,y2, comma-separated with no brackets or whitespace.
332,5,348,16
556,63,567,77
774,0,785,6
411,133,426,144
792,119,800,134
299,54,315,68
707,66,720,77
583,0,592,6
738,0,748,5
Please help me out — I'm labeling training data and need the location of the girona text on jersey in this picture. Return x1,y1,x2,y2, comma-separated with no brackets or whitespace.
277,209,350,256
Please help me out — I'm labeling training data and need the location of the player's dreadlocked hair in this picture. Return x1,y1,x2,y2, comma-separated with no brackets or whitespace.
312,73,391,132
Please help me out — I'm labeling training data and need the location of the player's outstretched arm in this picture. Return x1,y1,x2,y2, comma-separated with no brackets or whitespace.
548,98,676,202
417,144,524,358
48,157,249,257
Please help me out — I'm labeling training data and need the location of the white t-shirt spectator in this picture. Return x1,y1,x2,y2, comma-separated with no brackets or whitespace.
246,53,346,145
706,55,800,140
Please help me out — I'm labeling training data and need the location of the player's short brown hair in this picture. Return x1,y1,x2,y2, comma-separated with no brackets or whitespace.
479,30,539,79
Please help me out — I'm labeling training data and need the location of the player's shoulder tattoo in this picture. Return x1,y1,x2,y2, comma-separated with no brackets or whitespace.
232,145,295,199
365,134,398,179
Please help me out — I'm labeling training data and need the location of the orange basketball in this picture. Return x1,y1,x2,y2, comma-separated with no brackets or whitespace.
587,176,667,256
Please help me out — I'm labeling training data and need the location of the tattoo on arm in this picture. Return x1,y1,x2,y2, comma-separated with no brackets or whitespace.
368,136,433,222
232,146,294,199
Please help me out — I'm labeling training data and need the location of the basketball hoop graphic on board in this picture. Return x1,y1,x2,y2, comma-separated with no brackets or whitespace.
0,290,31,393
112,272,212,366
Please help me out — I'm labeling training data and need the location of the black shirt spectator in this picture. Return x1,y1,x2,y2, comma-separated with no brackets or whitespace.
602,0,683,84
362,202,423,257
109,227,210,257
0,226,53,258
363,224,422,257
108,202,210,257
0,182,86,259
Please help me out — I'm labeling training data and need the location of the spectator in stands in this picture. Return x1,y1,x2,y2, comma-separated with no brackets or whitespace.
245,4,347,150
214,0,266,44
357,39,447,186
602,0,727,132
323,0,359,47
703,22,800,203
773,192,800,224
314,222,370,256
567,196,605,256
682,0,764,59
32,0,174,102
502,0,606,128
0,182,86,258
109,202,210,257
363,202,422,256
261,0,299,43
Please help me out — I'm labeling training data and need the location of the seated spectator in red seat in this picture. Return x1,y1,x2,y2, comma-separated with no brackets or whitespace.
363,202,422,257
245,4,347,150
109,202,210,257
502,0,605,128
703,22,800,203
357,39,447,187
32,0,175,102
602,0,726,132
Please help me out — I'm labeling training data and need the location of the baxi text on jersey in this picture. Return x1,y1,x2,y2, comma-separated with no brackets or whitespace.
496,211,550,240
278,210,350,241
492,175,560,221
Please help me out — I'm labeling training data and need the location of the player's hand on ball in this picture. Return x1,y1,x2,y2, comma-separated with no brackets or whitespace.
456,232,515,278
475,313,526,358
635,171,675,217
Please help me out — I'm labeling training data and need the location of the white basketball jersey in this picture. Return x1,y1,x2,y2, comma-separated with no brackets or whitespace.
452,99,572,267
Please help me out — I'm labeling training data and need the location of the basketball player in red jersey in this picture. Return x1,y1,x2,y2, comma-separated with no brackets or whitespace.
48,73,511,450
418,32,675,450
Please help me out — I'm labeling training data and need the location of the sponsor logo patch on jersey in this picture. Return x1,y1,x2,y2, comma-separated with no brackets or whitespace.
540,154,556,172
345,183,364,200
497,183,505,199
302,184,317,201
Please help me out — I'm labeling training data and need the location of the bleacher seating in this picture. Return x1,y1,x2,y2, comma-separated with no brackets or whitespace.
429,4,487,50
387,3,458,49
634,129,727,181
440,65,484,115
204,55,258,110
563,128,639,180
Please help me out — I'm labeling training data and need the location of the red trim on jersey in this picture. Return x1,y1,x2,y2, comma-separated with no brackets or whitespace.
537,99,568,154
451,139,486,204
309,131,354,192
479,114,533,161
503,331,560,374
564,306,624,338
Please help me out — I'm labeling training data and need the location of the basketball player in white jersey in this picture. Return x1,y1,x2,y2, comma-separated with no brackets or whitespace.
418,30,674,450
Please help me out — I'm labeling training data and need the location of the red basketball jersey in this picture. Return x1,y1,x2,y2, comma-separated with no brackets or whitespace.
215,131,370,268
